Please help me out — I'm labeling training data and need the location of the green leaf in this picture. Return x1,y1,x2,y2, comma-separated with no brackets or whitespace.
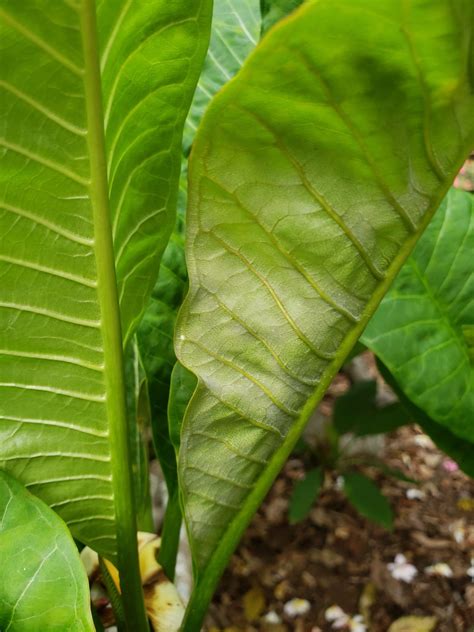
156,362,197,579
288,466,323,523
137,231,188,495
168,362,198,452
377,359,474,479
343,471,393,530
0,471,94,632
334,380,408,437
176,1,474,626
0,0,211,565
363,188,474,443
344,340,367,364
123,338,153,531
260,0,304,34
184,0,261,151
138,0,260,485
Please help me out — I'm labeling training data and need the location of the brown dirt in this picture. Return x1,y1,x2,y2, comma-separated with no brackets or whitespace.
204,424,474,631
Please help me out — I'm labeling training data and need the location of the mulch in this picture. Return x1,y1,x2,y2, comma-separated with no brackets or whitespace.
205,424,474,631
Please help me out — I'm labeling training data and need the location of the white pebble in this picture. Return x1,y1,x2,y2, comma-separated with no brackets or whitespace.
283,598,311,617
406,488,425,500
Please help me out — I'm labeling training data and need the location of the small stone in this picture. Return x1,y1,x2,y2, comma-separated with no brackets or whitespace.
387,554,418,583
283,598,311,618
424,562,453,578
325,605,347,622
263,611,282,624
406,488,425,500
413,434,434,448
467,558,474,579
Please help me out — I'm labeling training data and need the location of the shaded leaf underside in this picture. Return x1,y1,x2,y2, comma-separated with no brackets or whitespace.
176,0,474,573
138,0,260,492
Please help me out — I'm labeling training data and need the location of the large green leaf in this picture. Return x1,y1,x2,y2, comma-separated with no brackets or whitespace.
139,0,261,472
184,0,261,150
363,188,474,442
0,0,211,563
175,0,474,625
0,471,94,632
377,359,474,478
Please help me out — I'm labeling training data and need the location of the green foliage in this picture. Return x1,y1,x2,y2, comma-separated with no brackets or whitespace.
176,2,474,626
137,231,188,495
123,339,153,531
136,0,260,580
364,188,474,444
333,380,408,437
288,466,323,523
343,471,394,530
260,0,304,33
184,0,261,151
0,471,94,631
377,360,474,478
0,0,212,627
0,0,212,562
168,363,198,452
1,1,474,629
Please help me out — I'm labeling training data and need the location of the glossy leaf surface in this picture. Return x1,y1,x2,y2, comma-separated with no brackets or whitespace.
0,471,94,632
0,0,211,558
364,188,474,442
176,1,474,619
377,360,474,478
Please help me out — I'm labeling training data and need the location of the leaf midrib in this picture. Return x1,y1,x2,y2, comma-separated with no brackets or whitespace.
79,2,146,625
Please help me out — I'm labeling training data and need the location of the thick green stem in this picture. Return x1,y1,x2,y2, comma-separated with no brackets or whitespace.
80,2,148,630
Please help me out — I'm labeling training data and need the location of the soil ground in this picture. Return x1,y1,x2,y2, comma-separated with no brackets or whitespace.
204,423,474,632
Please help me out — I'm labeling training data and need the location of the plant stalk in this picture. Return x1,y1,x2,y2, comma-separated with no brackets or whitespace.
80,2,148,630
